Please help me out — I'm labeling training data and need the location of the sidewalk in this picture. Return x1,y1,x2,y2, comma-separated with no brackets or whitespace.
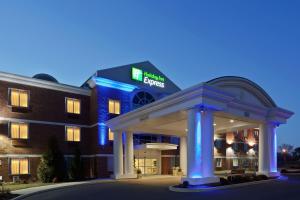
11,179,114,197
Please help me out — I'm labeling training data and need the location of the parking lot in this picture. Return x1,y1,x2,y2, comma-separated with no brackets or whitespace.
18,175,300,200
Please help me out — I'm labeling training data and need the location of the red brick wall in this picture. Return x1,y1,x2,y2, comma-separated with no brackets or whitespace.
0,80,90,125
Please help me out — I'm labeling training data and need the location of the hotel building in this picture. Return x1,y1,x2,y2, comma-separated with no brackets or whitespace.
0,61,293,185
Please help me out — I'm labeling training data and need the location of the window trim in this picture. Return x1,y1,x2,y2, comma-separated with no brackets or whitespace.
65,97,81,115
108,99,121,114
65,126,81,142
8,88,30,108
9,157,30,175
8,122,30,140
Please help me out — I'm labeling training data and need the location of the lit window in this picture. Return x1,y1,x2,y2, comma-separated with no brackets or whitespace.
11,123,28,139
10,89,29,108
66,126,80,142
11,158,29,175
108,128,114,141
233,158,239,167
66,98,81,114
216,158,222,167
108,99,120,114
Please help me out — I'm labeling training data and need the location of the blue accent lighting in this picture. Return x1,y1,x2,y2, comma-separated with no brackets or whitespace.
98,123,107,145
191,111,202,178
94,77,138,92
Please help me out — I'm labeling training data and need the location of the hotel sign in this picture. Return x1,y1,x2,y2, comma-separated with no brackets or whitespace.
131,67,165,88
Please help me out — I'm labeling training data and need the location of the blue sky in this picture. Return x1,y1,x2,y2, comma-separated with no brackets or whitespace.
0,0,299,146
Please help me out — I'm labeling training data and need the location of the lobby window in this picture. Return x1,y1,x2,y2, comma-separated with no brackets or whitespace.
233,158,239,167
10,158,29,175
108,99,120,114
9,89,29,108
254,129,259,137
108,128,114,141
10,123,28,139
66,98,81,114
66,126,81,142
216,158,222,167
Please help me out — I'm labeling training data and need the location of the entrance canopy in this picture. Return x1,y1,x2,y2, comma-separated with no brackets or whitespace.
106,76,294,184
106,76,293,134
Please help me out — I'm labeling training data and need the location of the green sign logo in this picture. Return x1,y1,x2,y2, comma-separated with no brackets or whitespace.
131,67,165,88
131,67,143,82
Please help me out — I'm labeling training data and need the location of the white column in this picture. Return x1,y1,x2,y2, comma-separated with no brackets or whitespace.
180,136,187,175
124,132,137,178
258,122,279,177
113,131,123,179
182,108,219,185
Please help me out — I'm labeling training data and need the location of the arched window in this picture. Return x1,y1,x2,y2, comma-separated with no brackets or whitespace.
132,91,155,109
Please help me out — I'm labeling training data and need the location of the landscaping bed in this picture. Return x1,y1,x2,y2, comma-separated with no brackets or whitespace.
0,193,19,200
281,168,300,174
3,182,53,191
0,185,19,200
175,174,270,189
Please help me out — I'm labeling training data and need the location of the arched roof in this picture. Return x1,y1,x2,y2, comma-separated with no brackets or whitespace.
33,73,59,83
206,76,277,108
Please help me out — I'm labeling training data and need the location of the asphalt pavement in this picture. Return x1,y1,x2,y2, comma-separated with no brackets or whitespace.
13,175,300,200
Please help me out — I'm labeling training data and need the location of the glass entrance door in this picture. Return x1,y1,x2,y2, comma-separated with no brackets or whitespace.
135,158,158,175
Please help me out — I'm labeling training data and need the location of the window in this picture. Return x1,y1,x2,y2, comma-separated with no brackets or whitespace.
66,126,80,142
66,98,81,114
9,89,29,108
216,158,222,167
254,129,259,137
233,158,239,167
11,158,29,175
108,99,120,114
132,91,155,109
10,123,28,139
108,128,114,141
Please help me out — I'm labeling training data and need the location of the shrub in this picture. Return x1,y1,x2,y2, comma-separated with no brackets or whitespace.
244,174,255,182
37,136,66,183
182,181,189,188
137,169,142,174
220,177,229,185
281,169,287,173
37,154,55,183
68,147,82,181
227,175,245,184
256,174,268,180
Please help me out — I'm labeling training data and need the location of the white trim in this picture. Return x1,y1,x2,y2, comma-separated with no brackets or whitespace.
0,154,114,158
0,71,91,96
0,117,91,128
0,154,41,158
106,82,293,132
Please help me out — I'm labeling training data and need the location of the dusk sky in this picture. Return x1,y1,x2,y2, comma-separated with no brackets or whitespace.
0,0,299,147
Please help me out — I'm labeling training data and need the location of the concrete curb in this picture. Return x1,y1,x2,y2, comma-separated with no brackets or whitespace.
12,179,115,200
169,178,281,192
281,173,300,175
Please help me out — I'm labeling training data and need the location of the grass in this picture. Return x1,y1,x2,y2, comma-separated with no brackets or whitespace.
3,182,53,191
